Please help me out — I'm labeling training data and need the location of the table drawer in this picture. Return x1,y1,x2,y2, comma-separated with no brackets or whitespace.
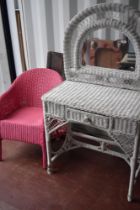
66,108,109,129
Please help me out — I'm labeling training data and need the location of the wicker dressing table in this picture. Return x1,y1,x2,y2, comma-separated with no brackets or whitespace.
42,3,140,202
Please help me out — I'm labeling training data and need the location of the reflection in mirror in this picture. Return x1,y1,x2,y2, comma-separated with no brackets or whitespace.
81,29,135,71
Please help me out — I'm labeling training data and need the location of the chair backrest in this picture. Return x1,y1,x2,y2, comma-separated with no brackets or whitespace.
94,48,121,69
12,68,63,107
47,51,65,79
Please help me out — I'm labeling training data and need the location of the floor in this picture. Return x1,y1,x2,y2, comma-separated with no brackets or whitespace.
0,140,140,210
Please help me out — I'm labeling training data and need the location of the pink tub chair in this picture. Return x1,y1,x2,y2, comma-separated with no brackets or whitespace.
0,68,63,168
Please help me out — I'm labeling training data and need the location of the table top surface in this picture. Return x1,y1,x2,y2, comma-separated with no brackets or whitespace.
42,81,140,121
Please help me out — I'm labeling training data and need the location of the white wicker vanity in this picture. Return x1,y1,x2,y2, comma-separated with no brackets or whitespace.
42,3,140,202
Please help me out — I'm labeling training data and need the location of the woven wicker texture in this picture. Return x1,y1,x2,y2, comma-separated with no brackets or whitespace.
43,81,140,121
0,68,63,168
110,132,134,158
42,4,140,201
63,3,140,90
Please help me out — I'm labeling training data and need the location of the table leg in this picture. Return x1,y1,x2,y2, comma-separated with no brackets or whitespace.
46,129,52,174
127,127,140,202
43,113,53,174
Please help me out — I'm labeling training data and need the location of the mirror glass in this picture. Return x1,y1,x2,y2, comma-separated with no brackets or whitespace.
81,29,135,71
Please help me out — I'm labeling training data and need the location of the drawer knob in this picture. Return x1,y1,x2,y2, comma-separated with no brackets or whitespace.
84,116,92,124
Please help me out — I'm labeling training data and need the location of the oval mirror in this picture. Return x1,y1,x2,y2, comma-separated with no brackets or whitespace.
81,29,135,71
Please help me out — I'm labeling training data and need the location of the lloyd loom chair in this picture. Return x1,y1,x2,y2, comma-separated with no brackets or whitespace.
42,3,140,201
0,68,63,168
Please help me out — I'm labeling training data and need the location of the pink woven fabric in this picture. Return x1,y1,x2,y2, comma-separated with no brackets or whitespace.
0,107,44,143
0,68,63,168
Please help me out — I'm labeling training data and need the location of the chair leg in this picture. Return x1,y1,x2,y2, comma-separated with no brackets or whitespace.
0,140,2,161
42,144,47,169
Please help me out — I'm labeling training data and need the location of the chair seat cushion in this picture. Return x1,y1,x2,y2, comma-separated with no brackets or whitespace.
0,107,44,144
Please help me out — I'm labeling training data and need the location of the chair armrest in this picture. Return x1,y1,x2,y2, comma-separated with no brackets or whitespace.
0,86,20,120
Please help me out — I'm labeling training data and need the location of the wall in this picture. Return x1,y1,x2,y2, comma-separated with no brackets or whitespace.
0,8,11,94
6,0,140,71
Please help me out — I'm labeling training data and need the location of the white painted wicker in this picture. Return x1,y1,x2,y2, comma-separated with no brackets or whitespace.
42,3,140,202
64,3,140,90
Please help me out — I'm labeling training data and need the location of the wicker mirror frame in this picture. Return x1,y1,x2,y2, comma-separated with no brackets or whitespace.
64,3,140,90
